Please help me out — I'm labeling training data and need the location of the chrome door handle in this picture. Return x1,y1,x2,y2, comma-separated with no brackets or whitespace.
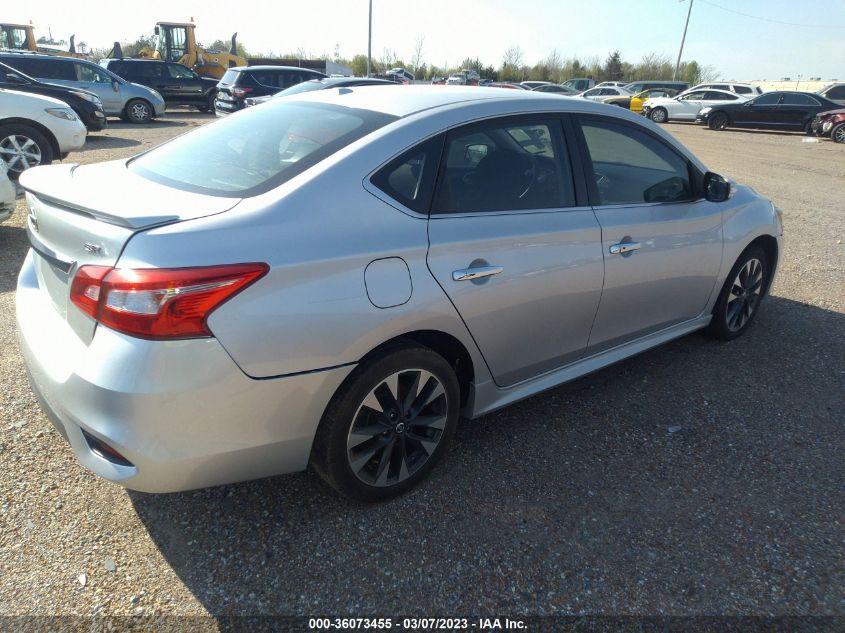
452,266,504,281
609,242,641,255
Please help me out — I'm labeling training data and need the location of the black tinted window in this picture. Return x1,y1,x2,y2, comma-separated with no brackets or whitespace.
371,136,443,213
735,86,753,95
826,86,845,99
753,93,781,105
782,93,819,105
4,57,74,80
705,91,737,100
167,64,195,79
126,62,162,79
580,119,692,205
433,119,574,214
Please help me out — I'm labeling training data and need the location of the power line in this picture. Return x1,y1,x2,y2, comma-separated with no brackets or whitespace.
697,0,845,29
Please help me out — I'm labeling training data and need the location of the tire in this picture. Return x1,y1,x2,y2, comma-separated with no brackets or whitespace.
311,345,460,502
0,124,54,180
649,107,668,124
124,99,153,124
831,122,845,144
197,93,215,113
708,112,729,131
708,245,769,341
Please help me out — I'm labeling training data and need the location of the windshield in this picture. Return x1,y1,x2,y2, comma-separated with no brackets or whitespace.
129,101,397,197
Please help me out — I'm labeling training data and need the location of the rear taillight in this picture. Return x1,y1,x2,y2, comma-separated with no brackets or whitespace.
70,263,268,339
233,87,253,98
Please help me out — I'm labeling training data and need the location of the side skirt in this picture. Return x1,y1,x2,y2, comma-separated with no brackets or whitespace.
467,315,712,418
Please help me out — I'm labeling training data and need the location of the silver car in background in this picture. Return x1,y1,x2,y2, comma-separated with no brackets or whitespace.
17,87,782,501
0,53,166,123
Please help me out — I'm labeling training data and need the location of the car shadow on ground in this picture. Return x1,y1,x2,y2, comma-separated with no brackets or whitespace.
83,136,143,150
129,295,844,616
0,221,27,293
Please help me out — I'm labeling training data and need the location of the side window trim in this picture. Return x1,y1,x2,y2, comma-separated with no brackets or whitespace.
572,114,704,207
429,114,577,216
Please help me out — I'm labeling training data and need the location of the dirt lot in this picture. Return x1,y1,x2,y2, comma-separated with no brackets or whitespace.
0,110,843,623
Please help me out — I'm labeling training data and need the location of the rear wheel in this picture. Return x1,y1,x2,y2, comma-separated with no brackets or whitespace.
124,99,153,124
708,246,769,341
708,112,729,130
649,107,668,123
0,124,54,180
197,92,215,113
311,345,460,501
831,122,845,144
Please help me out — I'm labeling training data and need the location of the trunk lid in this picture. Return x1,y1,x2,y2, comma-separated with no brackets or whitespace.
20,161,242,343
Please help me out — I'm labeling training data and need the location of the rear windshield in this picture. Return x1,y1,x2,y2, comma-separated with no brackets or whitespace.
276,79,327,96
129,101,397,197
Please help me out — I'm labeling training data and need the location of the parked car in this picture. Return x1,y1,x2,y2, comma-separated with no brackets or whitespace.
687,82,761,97
0,88,85,178
0,52,166,124
531,84,580,95
214,66,326,116
563,78,595,91
643,89,748,123
17,87,782,500
697,91,841,133
446,70,481,86
0,61,106,131
488,82,527,90
603,88,680,113
100,58,219,113
520,81,551,90
0,160,14,222
623,80,690,94
386,68,414,83
244,77,397,107
478,79,493,86
580,86,632,101
816,83,845,106
810,108,845,143
595,81,628,89
430,76,447,85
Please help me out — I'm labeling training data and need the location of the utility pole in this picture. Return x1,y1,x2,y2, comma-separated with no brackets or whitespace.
673,0,694,81
367,0,373,77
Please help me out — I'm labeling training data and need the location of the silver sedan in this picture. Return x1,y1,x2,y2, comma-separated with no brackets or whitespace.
17,87,783,500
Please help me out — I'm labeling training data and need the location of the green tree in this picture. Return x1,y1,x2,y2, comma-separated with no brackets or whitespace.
350,54,369,76
206,39,249,59
604,51,624,81
120,35,156,57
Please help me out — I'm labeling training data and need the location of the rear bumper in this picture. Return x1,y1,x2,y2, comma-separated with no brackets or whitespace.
16,250,353,492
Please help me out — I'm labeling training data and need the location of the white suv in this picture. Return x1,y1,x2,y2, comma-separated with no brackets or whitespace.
687,82,761,97
0,88,86,178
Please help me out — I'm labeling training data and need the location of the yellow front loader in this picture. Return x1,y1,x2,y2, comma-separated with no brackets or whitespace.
1,22,83,57
139,21,246,79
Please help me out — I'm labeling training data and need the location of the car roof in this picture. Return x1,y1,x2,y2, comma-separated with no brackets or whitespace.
284,84,640,118
232,65,323,72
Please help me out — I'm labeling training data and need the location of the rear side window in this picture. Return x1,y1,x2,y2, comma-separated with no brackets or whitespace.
371,136,443,214
579,118,693,205
825,86,845,99
705,91,738,100
782,93,819,105
127,62,163,80
130,102,397,197
433,118,575,214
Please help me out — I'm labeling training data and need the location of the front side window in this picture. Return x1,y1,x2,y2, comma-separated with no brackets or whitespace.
75,63,112,83
433,119,574,214
579,119,693,205
679,91,707,101
3,27,27,49
168,64,195,80
130,102,396,197
753,93,781,105
735,86,753,95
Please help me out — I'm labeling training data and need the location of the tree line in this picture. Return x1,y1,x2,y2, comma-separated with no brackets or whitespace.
94,35,718,85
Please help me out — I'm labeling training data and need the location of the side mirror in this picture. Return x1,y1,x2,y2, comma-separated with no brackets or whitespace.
112,80,120,92
154,25,160,35
704,172,731,202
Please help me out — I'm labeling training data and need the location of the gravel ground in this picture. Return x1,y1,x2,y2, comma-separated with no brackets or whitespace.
0,111,842,623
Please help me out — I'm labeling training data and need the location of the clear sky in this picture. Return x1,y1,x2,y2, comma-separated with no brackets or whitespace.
9,0,845,80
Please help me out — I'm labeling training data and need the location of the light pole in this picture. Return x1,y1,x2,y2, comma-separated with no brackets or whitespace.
673,0,694,81
367,0,373,77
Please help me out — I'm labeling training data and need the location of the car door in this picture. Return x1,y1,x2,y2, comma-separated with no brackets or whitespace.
166,63,204,103
425,116,605,386
72,61,122,112
700,90,740,111
672,90,707,119
777,93,817,129
575,116,723,349
733,92,781,127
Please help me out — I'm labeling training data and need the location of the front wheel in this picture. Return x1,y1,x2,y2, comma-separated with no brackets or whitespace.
831,122,845,144
708,246,769,341
311,345,460,501
649,107,668,124
124,99,153,124
708,112,729,131
0,124,54,180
